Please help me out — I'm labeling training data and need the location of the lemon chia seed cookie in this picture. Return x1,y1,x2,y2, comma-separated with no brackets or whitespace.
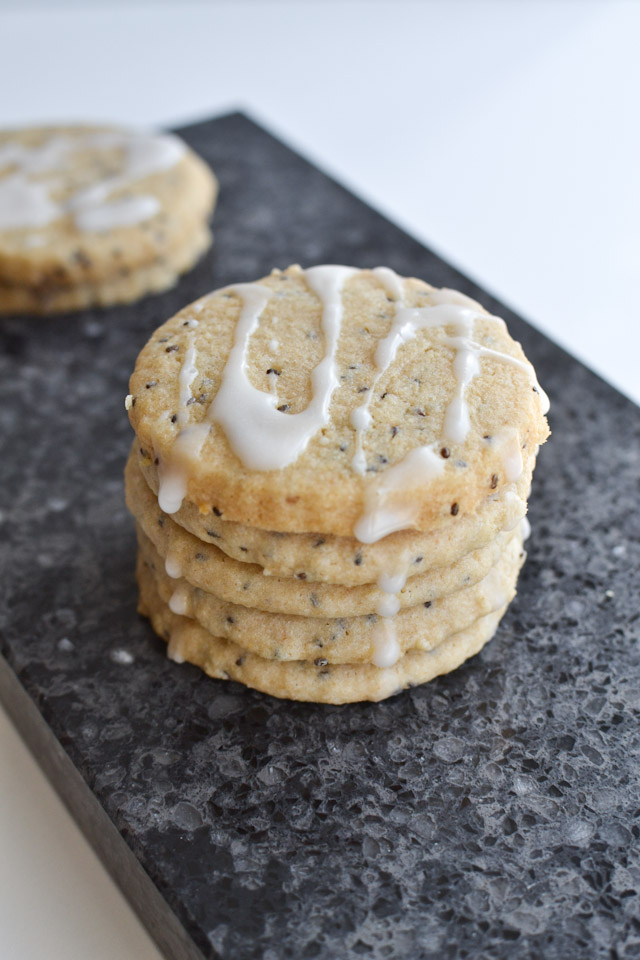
138,527,525,663
0,125,217,313
137,559,510,704
128,265,548,536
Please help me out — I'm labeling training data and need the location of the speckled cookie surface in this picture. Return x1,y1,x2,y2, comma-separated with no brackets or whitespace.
127,460,522,617
135,445,531,584
128,265,548,536
0,125,217,314
136,560,510,704
137,527,525,663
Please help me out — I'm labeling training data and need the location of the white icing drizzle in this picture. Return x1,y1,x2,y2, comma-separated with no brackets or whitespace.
351,268,547,473
370,564,410,667
209,266,357,471
158,336,207,514
372,618,402,668
157,459,189,516
354,444,444,668
74,194,160,233
167,636,186,664
169,584,190,616
501,429,524,482
521,515,532,541
0,129,185,233
164,552,182,579
354,445,445,543
0,174,60,230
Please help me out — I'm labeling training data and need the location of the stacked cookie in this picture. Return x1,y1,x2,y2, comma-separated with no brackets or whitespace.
125,266,549,703
0,125,217,314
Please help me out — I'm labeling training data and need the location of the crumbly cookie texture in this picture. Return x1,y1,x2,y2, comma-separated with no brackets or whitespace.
128,265,548,536
138,526,525,664
137,558,511,705
0,125,217,314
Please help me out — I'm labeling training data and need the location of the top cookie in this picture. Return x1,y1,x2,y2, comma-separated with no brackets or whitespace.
128,265,549,537
0,125,217,313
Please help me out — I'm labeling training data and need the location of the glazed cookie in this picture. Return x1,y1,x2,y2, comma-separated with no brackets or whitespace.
137,561,510,704
128,265,548,536
137,528,525,664
133,443,531,585
0,125,217,313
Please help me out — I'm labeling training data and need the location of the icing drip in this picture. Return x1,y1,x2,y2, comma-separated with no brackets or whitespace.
501,430,524,482
0,174,60,230
157,459,189,515
157,424,210,514
169,584,190,616
371,565,410,667
354,443,443,669
157,336,205,515
521,516,532,540
210,267,357,470
372,618,402,668
164,552,182,579
74,194,160,233
354,445,445,543
0,130,185,232
167,636,186,664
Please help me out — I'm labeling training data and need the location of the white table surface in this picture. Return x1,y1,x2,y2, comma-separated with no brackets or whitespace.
1,2,638,957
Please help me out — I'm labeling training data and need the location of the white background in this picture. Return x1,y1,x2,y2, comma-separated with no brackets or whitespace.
1,2,638,957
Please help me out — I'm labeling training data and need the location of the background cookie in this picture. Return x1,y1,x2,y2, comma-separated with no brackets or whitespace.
0,125,217,313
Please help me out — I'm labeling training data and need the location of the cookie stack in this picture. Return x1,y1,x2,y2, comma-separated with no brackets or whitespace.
0,125,217,314
125,266,549,703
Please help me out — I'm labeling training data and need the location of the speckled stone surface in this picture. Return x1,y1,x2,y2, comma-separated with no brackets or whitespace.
1,113,640,960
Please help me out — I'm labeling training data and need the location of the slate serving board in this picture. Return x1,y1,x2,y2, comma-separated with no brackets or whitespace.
1,112,639,960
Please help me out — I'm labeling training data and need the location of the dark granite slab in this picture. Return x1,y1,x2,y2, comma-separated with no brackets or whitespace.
1,112,640,960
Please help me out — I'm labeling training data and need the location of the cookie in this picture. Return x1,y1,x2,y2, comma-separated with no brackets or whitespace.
135,442,531,584
137,526,525,663
127,265,548,536
136,559,511,704
0,125,217,314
